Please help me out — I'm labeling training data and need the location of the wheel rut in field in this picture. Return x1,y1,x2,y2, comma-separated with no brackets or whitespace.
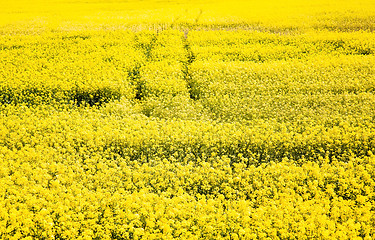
181,30,199,100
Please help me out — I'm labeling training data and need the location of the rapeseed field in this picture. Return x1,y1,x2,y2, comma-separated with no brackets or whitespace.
1,0,375,239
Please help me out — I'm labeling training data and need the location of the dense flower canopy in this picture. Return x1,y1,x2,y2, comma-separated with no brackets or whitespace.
1,0,375,239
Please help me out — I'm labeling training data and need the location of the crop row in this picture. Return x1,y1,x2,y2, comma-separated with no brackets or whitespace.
1,104,374,167
0,104,375,239
1,30,374,107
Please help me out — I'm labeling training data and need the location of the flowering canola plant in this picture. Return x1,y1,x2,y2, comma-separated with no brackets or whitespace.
1,0,375,239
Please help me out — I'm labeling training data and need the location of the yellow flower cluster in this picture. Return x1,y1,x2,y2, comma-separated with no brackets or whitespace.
189,31,375,62
2,31,151,105
0,103,375,239
1,0,375,239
